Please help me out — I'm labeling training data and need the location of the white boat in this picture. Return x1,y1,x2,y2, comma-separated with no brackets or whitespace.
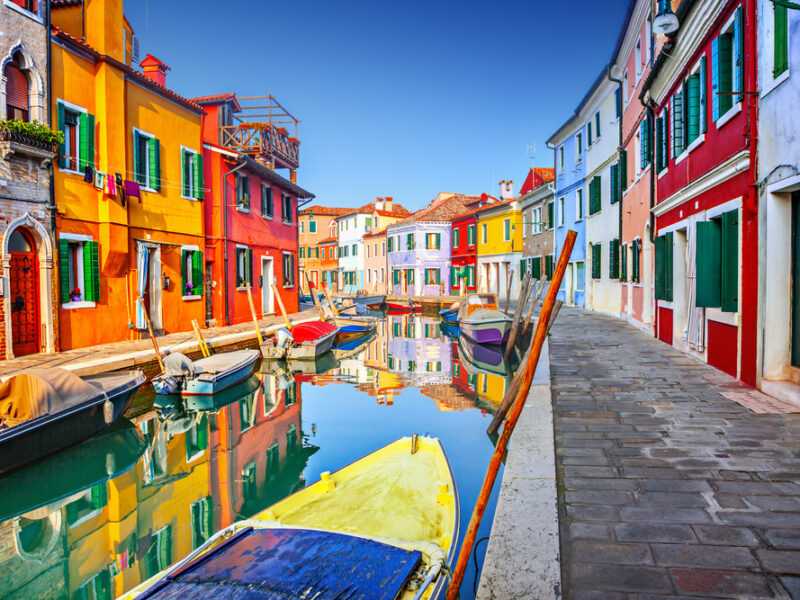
152,349,261,396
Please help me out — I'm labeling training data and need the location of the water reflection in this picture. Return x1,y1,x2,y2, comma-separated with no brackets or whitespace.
0,314,516,599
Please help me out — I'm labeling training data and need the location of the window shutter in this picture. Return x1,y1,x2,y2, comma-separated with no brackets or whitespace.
672,90,685,155
149,137,160,191
718,33,734,114
57,103,67,169
665,232,673,302
686,74,701,144
592,244,601,279
194,153,204,200
59,239,71,303
533,257,541,279
192,251,203,295
247,248,253,286
610,239,619,279
595,112,601,138
696,220,722,307
721,210,739,312
181,150,190,197
619,149,628,192
699,56,707,134
132,131,141,184
588,121,593,145
547,203,554,229
545,255,554,280
711,37,721,121
655,116,664,170
621,244,628,281
774,2,789,77
734,6,744,103
181,249,188,293
520,258,526,277
90,483,108,509
639,121,647,170
83,240,99,302
79,112,95,171
610,163,619,204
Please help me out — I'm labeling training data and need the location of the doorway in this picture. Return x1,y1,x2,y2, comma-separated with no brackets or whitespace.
205,261,214,324
261,257,274,316
8,228,40,356
792,194,800,367
565,263,575,305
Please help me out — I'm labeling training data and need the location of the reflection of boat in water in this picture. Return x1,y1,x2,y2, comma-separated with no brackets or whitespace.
125,436,458,600
334,322,377,347
183,376,261,413
457,335,512,377
0,368,145,474
0,419,146,521
440,321,460,339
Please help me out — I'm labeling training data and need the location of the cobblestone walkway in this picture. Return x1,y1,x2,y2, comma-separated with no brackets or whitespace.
551,309,800,599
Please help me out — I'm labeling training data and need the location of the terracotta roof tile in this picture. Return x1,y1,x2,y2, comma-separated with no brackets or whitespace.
299,205,353,217
337,200,411,219
363,227,388,238
192,93,242,112
392,194,482,227
519,167,555,196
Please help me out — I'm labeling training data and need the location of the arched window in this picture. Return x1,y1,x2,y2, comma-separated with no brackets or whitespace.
9,1,39,15
5,53,29,122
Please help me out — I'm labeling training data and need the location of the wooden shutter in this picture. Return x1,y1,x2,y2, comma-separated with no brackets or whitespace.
610,163,619,204
79,112,95,171
686,74,700,144
181,249,188,293
774,2,789,77
58,238,71,303
192,251,203,295
149,137,160,191
520,258,526,277
545,255,553,280
712,37,721,120
194,153,204,200
672,90,684,155
57,103,67,169
696,220,722,307
655,236,664,299
588,121,593,145
619,149,628,192
4,63,28,111
665,232,673,302
181,150,190,197
609,239,619,279
547,203,554,229
133,131,142,184
733,7,744,103
621,244,627,281
655,116,664,171
90,482,108,509
718,33,733,114
699,56,707,133
592,244,601,279
246,248,253,286
721,210,739,312
595,111,601,138
81,241,99,302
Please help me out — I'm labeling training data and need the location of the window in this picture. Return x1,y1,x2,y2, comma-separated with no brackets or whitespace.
57,101,93,174
190,497,213,550
286,423,298,453
425,232,441,249
8,0,40,16
76,569,111,600
283,252,295,287
532,207,543,234
467,265,475,287
609,239,620,279
59,237,99,306
656,111,668,172
639,114,653,169
559,146,565,169
531,256,542,279
774,1,789,77
595,111,601,139
453,228,460,248
615,87,623,119
266,443,280,479
66,482,107,526
281,194,293,223
545,255,554,280
655,233,674,301
260,184,273,217
503,219,511,241
558,197,565,226
406,269,415,285
577,188,585,220
588,121,593,146
235,173,250,210
696,209,739,312
610,163,620,204
589,176,601,215
621,243,628,281
392,269,401,286
143,526,172,579
236,246,253,287
623,71,629,105
181,147,204,200
635,39,643,80
181,247,203,298
365,216,373,230
185,414,208,460
591,243,602,279
309,220,317,233
242,462,257,503
4,54,29,121
133,129,160,191
425,268,441,285
712,8,743,120
387,236,394,252
631,239,641,283
352,243,358,256
468,223,477,245
406,233,415,250
481,223,488,243
671,58,707,158
576,132,583,158
547,202,554,229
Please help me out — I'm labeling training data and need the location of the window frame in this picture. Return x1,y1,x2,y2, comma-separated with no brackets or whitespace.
181,146,202,200
59,232,97,309
57,99,86,175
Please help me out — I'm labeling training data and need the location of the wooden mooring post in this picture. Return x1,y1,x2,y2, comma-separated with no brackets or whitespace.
504,270,532,361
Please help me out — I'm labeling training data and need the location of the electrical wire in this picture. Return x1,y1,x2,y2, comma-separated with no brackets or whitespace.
471,535,490,598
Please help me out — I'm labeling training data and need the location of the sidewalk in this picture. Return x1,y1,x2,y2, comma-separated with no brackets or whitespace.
0,309,320,378
551,308,800,599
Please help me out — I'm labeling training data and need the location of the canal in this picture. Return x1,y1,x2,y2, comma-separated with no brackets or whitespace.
0,314,512,599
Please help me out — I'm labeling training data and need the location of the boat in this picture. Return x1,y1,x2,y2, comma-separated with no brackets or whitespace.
152,349,261,396
439,302,460,324
183,375,261,412
354,293,386,307
458,293,512,346
386,300,422,314
440,321,460,339
334,321,377,347
458,334,512,376
0,368,145,474
123,435,458,600
261,321,338,361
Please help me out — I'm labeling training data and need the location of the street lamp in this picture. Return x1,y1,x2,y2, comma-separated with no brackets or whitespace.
654,0,679,35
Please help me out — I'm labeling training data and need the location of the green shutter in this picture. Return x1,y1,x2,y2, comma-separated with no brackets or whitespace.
545,255,554,280
90,482,108,509
532,257,541,279
610,163,619,204
620,244,628,281
699,57,708,134
733,6,744,104
609,239,619,279
665,232,673,302
672,90,685,155
721,210,739,312
655,236,664,299
192,251,203,295
181,150,190,197
57,103,67,168
619,149,628,192
247,248,253,285
696,220,722,308
588,121,593,145
194,152,204,200
79,112,95,171
686,74,700,144
149,137,160,191
59,239,71,303
718,33,734,115
655,116,664,171
83,241,99,302
632,239,640,283
595,112,601,138
775,2,789,77
520,258,526,277
181,250,188,293
589,176,602,214
591,243,601,279
547,203,554,229
133,131,142,184
197,414,208,450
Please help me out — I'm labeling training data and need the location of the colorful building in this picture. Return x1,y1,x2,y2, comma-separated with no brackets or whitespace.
450,209,479,295
363,227,388,294
648,0,758,384
520,169,556,282
318,236,339,291
298,205,348,293
0,0,57,359
51,1,206,348
756,0,800,402
195,93,312,323
476,182,524,304
387,314,452,384
387,193,477,297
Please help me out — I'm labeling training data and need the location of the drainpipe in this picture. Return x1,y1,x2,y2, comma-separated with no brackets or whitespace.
646,98,657,243
46,1,55,235
222,157,247,325
607,64,624,256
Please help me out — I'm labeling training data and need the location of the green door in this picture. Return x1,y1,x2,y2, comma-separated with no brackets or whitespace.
793,194,800,367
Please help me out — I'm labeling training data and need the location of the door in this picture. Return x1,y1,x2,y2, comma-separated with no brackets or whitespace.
8,229,39,356
205,261,214,323
792,194,800,367
148,247,163,331
565,263,575,305
261,257,274,316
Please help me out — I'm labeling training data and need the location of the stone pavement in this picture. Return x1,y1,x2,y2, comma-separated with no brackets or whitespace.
551,309,800,599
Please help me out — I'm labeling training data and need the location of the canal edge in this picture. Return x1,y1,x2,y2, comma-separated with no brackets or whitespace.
476,338,562,599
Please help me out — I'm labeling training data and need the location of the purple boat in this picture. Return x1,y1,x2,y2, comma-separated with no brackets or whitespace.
460,308,512,346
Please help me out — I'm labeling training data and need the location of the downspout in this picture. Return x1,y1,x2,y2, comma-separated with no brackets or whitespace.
223,157,247,325
47,1,55,235
607,64,624,256
647,99,657,243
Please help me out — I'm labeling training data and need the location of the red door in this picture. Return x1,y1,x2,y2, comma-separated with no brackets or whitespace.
10,240,40,356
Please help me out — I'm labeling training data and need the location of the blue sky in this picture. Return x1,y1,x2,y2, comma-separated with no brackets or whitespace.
126,1,626,210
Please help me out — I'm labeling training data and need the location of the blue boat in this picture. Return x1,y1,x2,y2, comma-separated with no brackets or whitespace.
440,307,459,324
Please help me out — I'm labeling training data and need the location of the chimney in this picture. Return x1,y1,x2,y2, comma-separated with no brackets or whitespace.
384,196,393,212
499,180,514,200
374,197,385,211
140,54,170,88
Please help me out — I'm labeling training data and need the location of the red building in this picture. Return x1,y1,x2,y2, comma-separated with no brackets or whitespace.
195,94,313,325
450,200,483,294
647,0,757,384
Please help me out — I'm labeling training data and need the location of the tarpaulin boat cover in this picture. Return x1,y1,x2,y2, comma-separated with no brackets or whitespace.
292,321,337,344
193,350,258,375
0,368,100,428
141,527,422,600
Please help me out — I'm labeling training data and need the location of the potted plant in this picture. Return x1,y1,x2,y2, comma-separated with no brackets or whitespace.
70,288,81,302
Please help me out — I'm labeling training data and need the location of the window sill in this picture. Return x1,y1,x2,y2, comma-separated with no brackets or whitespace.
236,286,253,292
657,300,674,310
62,301,96,310
181,195,201,202
4,1,43,23
283,284,295,289
60,167,85,177
675,134,705,166
141,186,158,194
182,294,201,301
761,70,790,99
236,206,251,213
657,167,669,180
715,103,742,130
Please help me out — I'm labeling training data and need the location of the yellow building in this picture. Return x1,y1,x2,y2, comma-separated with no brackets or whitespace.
475,194,523,305
51,0,206,349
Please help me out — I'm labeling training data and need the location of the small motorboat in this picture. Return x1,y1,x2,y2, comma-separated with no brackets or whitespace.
354,293,386,307
0,368,145,474
262,321,338,361
440,321,460,339
334,321,377,347
123,435,458,600
458,294,512,346
458,334,512,376
184,375,261,413
152,349,261,397
386,300,422,314
440,302,460,324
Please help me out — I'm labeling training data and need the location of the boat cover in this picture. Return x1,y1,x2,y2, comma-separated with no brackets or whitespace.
462,308,510,324
193,350,258,375
141,527,422,600
0,368,101,428
291,321,337,344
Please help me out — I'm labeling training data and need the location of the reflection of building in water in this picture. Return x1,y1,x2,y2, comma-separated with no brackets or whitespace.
420,383,479,412
454,341,511,409
386,315,452,385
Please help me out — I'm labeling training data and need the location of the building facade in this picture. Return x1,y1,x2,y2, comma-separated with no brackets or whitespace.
450,209,479,294
476,190,524,304
318,237,338,291
0,0,57,359
521,175,556,282
363,228,388,294
649,0,758,384
298,205,348,294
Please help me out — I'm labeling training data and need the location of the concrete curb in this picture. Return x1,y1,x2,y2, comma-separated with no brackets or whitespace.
476,338,562,599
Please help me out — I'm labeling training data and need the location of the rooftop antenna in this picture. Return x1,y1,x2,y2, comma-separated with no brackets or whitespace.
527,143,537,165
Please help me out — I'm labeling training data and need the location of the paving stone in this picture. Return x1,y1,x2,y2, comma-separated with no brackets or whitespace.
564,477,640,491
567,523,613,541
614,523,697,544
641,480,712,493
572,541,653,565
670,568,774,597
764,529,800,549
692,525,760,547
780,576,800,599
757,550,800,574
566,490,634,505
570,563,673,594
651,544,757,568
636,492,709,508
619,507,712,524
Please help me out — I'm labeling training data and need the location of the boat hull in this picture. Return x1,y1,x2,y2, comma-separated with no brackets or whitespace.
460,319,511,345
354,294,386,306
182,350,261,396
287,328,336,360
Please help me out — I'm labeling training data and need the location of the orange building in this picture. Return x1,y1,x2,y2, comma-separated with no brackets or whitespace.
318,237,339,292
298,205,349,293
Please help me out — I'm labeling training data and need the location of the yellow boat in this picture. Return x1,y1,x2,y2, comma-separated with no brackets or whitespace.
124,435,459,599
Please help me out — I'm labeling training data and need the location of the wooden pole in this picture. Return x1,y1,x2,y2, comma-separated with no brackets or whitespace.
504,270,531,361
523,280,546,336
143,306,165,373
446,230,577,600
305,272,328,319
245,284,265,346
191,319,211,358
271,283,292,330
321,284,340,318
503,268,513,314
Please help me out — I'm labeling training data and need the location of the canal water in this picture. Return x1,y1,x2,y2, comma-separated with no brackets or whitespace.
0,314,514,599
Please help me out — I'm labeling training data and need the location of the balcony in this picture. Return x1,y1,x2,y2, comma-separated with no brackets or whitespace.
0,121,59,163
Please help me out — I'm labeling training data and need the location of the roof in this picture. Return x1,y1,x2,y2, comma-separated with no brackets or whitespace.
51,26,203,114
519,168,555,196
51,0,82,6
299,205,352,217
363,227,388,239
391,194,482,227
318,237,337,245
241,156,314,199
336,200,411,220
192,92,243,112
473,197,517,216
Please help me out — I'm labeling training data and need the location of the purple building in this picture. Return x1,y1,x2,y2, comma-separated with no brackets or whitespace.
387,193,479,296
